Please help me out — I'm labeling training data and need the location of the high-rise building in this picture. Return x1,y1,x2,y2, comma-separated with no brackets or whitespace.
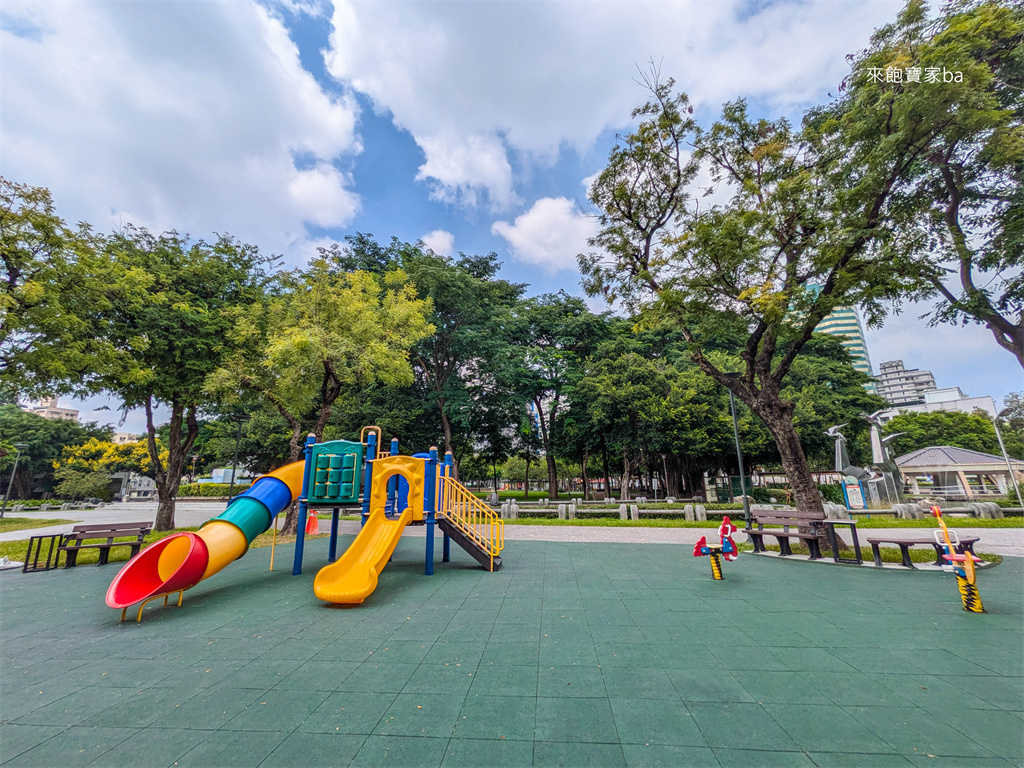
816,305,875,380
21,397,79,422
876,360,937,407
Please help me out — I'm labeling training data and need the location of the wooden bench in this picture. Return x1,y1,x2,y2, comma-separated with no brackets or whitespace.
865,536,981,569
745,510,828,560
57,523,151,567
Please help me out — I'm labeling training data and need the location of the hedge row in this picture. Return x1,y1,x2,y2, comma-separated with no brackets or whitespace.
177,482,252,498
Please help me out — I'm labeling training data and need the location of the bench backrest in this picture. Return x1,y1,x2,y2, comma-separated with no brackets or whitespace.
66,523,151,542
749,510,824,528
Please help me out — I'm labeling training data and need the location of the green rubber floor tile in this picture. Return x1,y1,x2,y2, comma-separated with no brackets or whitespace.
440,736,533,767
298,690,396,734
769,704,897,754
688,702,799,751
375,693,464,738
876,673,998,711
842,705,997,758
273,660,360,691
469,664,537,697
533,740,626,767
666,670,753,704
221,687,330,732
3,726,136,768
172,729,287,767
610,697,705,747
622,743,719,767
78,686,198,728
490,623,542,643
372,640,433,663
826,649,919,675
0,660,68,690
537,665,606,698
402,663,476,696
819,673,914,707
711,747,815,767
481,641,538,666
335,660,419,693
648,642,725,670
311,638,380,663
0,682,80,723
594,642,657,668
157,658,250,689
767,647,859,673
728,670,833,705
904,755,1015,767
594,625,646,644
806,752,914,767
587,611,637,627
538,640,598,666
149,686,266,730
83,727,207,768
0,725,64,763
944,675,1024,711
258,731,366,767
889,649,998,677
924,706,1023,759
534,697,617,743
454,694,536,740
11,687,123,727
217,659,303,689
602,668,678,700
351,734,448,767
422,641,486,666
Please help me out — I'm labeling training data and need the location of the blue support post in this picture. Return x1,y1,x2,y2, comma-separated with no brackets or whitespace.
292,434,316,575
424,446,438,576
328,507,340,562
441,452,452,562
386,438,400,513
361,432,376,528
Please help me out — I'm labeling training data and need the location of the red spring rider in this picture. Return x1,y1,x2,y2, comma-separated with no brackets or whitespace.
693,516,740,580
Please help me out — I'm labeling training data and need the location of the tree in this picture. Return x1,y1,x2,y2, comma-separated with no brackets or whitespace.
98,226,271,530
1,178,137,396
883,410,1004,457
0,405,110,498
514,292,608,499
830,0,1024,366
579,67,939,514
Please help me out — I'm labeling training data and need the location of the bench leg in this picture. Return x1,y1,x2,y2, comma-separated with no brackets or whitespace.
899,544,914,569
747,532,764,553
778,537,792,556
930,544,946,568
807,538,822,560
871,543,883,567
98,548,110,566
64,550,78,568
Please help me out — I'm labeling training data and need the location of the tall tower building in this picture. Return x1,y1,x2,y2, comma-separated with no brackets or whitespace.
816,305,875,379
876,360,937,407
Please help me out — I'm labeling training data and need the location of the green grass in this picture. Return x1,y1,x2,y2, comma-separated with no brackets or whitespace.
0,517,75,534
503,514,1023,528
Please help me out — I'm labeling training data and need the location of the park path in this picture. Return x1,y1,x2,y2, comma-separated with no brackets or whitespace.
3,500,1022,557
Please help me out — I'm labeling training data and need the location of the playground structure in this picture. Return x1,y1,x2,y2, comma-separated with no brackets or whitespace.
106,428,504,620
692,516,739,580
931,505,985,613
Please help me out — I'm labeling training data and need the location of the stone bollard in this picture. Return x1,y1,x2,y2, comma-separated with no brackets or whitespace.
630,504,639,521
683,504,694,522
509,501,519,520
636,496,648,504
558,504,567,520
666,497,676,504
568,501,577,520
695,504,707,521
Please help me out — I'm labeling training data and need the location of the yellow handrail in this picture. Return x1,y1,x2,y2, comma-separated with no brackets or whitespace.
438,466,504,568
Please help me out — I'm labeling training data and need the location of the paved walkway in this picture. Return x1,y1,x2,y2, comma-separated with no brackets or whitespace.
5,501,1023,557
1,533,1021,767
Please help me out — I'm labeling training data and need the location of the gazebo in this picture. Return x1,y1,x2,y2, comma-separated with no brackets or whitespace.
895,445,1024,501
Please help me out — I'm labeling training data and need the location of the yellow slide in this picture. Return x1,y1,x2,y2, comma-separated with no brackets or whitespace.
313,455,425,605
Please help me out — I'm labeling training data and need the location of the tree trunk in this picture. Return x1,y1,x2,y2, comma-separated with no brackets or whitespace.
581,450,590,501
146,398,198,532
601,445,611,500
438,395,454,458
523,457,530,501
545,454,559,500
620,448,632,502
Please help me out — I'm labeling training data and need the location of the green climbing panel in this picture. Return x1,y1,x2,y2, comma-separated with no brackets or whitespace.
306,439,363,505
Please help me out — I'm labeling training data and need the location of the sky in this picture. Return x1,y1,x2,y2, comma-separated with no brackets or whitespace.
2,0,1020,434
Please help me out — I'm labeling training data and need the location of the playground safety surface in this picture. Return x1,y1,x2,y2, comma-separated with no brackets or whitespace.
1,536,1021,767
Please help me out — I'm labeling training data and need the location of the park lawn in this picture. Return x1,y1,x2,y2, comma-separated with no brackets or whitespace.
0,517,75,534
503,515,1023,528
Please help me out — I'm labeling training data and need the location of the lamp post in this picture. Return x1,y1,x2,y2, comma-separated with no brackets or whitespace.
0,443,29,520
227,415,250,500
723,374,751,526
994,408,1023,508
190,454,199,485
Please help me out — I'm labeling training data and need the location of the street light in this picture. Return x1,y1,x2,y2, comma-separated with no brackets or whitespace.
723,374,751,526
190,454,199,485
994,408,1023,508
227,414,250,500
0,444,29,520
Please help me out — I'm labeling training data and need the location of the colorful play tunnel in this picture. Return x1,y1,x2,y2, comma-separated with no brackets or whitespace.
105,461,305,611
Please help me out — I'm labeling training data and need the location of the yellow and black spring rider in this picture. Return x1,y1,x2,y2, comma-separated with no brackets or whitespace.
931,506,985,613
693,516,740,580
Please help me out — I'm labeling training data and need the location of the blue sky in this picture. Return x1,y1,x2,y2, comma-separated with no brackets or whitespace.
2,0,1019,432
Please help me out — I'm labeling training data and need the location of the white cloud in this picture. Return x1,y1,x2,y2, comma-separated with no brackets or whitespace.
421,229,455,257
1,0,361,263
491,197,598,274
325,0,901,210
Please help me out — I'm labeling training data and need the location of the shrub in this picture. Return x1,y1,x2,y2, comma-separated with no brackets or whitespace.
818,483,845,504
177,482,250,498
